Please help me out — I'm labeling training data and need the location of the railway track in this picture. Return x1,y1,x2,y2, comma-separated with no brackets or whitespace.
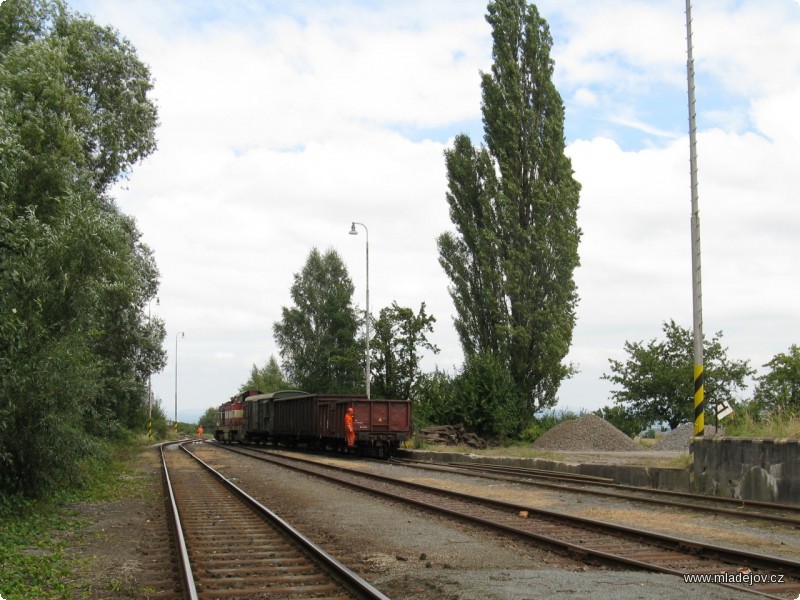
160,442,389,599
387,457,800,527
217,444,800,599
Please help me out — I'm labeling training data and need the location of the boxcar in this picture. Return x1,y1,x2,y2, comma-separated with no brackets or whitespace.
235,391,412,458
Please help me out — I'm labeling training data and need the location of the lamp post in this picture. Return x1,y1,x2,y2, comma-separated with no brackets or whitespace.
175,331,184,434
349,222,370,399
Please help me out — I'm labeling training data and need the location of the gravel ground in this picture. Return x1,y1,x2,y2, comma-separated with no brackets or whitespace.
60,442,797,599
194,444,796,599
649,424,723,451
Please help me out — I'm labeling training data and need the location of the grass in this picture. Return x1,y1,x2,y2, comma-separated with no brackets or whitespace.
722,413,800,439
0,507,79,599
0,434,148,600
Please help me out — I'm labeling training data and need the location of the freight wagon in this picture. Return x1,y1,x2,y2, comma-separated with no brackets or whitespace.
215,390,412,458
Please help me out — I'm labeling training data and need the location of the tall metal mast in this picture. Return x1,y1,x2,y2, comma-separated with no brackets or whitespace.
686,0,704,436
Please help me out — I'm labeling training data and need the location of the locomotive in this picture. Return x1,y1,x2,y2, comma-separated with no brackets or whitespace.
214,390,412,458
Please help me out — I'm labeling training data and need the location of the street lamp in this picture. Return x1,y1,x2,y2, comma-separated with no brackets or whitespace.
175,331,184,434
349,222,370,399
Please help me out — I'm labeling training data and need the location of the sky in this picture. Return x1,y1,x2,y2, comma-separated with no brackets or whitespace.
66,0,800,423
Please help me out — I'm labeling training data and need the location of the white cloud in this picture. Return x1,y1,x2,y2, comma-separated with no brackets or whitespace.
572,87,598,107
66,0,800,421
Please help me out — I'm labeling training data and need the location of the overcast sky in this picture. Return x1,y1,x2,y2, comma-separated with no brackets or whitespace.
69,0,800,423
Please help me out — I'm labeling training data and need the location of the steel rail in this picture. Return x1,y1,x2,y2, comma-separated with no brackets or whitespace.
385,458,800,527
179,442,389,600
160,442,199,600
219,444,800,599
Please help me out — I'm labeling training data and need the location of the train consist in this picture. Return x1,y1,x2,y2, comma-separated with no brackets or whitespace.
214,390,412,458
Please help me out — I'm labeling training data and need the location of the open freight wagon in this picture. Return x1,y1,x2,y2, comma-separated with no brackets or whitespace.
225,391,412,458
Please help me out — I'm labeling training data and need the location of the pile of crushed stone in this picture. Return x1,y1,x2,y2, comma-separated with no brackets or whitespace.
649,423,723,451
532,414,640,452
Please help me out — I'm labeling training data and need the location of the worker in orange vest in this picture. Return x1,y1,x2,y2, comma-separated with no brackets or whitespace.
197,425,204,440
344,407,355,448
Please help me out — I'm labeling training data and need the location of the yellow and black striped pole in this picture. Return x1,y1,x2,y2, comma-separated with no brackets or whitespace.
693,365,704,435
686,0,705,437
148,417,152,440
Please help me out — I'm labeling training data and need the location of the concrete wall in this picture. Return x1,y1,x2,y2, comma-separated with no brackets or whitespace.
690,437,800,505
397,449,691,492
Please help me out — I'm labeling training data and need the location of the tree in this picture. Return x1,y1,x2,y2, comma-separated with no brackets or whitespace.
198,406,219,432
602,320,754,430
752,344,800,415
273,247,362,394
0,0,158,214
437,0,581,421
371,302,438,399
593,405,648,438
0,0,163,497
240,355,291,393
453,353,527,439
411,355,526,439
411,368,458,430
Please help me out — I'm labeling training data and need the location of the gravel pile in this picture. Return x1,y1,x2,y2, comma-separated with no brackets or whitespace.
649,423,722,451
532,414,639,451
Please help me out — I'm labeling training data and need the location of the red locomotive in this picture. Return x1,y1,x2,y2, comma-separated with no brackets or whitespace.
214,390,412,458
215,389,261,443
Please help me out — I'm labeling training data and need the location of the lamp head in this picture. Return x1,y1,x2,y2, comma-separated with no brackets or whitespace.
349,223,357,235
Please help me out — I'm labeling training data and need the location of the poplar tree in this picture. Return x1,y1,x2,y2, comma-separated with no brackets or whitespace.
438,0,581,416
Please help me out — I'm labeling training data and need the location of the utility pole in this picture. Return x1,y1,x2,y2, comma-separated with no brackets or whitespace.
686,0,704,436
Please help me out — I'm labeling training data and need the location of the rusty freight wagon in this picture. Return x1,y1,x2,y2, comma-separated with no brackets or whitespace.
234,391,412,458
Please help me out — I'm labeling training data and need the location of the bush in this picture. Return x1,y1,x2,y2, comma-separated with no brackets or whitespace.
520,409,578,443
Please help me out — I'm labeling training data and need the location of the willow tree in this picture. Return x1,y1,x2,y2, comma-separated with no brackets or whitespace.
1,0,163,497
438,0,581,417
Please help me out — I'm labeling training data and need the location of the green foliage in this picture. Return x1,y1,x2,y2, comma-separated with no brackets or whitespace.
593,404,649,438
240,354,290,393
438,0,581,416
146,396,170,439
371,301,438,399
410,368,457,429
722,409,800,439
0,501,75,599
0,434,149,599
273,247,362,394
0,0,163,497
198,406,219,432
0,0,157,208
602,320,754,430
412,354,529,439
519,409,578,443
752,344,800,415
452,353,527,438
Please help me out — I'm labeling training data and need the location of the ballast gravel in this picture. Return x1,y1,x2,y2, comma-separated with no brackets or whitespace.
195,444,765,600
532,414,641,452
